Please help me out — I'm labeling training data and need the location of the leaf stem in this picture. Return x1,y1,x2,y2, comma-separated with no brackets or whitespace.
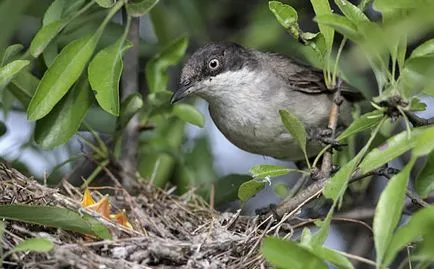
332,37,347,86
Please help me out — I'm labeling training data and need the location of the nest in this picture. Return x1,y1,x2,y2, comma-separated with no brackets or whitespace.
0,163,277,269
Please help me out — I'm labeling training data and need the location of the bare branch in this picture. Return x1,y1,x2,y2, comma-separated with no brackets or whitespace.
320,85,342,178
404,111,434,127
120,14,141,192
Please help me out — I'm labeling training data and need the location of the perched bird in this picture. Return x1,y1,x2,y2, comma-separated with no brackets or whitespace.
171,42,358,161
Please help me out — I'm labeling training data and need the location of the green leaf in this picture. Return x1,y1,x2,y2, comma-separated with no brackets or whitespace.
146,35,188,93
200,174,252,204
396,35,407,70
1,44,23,65
415,150,434,198
0,0,31,61
324,151,362,201
0,221,4,239
383,206,434,265
373,158,415,266
410,39,434,58
146,91,173,117
11,237,54,253
238,179,266,202
315,14,360,41
373,0,417,12
305,32,328,60
249,164,295,179
95,0,115,8
337,110,384,141
0,204,111,239
415,234,434,263
300,227,313,245
398,56,434,97
8,71,39,108
310,0,334,51
269,1,298,29
126,0,160,17
0,60,29,87
28,34,99,121
29,19,68,58
118,93,143,128
273,182,289,198
0,121,6,137
172,103,205,127
34,77,93,148
408,97,427,112
261,237,328,269
359,127,434,174
63,0,86,16
279,109,309,164
412,126,434,156
311,245,355,269
88,38,133,116
423,86,434,97
43,42,58,68
43,0,65,26
334,0,370,25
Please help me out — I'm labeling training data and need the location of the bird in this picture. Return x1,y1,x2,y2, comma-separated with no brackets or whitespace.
171,42,359,161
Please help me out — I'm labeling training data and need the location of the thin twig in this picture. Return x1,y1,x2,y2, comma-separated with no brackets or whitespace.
381,172,430,208
320,85,342,178
334,249,387,268
274,178,326,217
273,166,395,218
120,12,141,192
404,111,434,127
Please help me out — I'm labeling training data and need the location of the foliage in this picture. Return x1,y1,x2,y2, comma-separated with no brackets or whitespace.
0,204,111,239
0,225,54,265
0,0,434,268
258,0,434,268
0,0,207,190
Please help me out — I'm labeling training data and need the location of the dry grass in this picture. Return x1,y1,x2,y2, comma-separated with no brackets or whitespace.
0,163,280,269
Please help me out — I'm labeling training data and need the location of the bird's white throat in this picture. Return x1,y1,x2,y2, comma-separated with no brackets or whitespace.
195,68,268,108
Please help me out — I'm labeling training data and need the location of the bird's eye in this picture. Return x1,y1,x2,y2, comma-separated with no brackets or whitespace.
208,59,220,70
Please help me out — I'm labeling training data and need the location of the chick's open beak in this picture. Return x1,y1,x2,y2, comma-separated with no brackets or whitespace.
170,83,194,104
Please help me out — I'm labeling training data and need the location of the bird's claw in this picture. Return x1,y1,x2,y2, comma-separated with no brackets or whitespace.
317,128,346,150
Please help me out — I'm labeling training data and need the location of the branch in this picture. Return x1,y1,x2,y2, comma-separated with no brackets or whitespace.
120,13,141,192
319,85,342,178
404,111,434,127
379,95,434,127
273,165,430,218
273,82,344,217
381,171,430,208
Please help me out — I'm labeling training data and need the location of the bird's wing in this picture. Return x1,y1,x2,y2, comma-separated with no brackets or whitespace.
266,52,363,102
287,66,331,94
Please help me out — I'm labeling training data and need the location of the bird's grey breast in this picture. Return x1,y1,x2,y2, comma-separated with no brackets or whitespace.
206,67,309,159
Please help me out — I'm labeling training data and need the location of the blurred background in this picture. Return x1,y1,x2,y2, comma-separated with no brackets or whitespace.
2,1,434,267
1,0,340,213
0,0,433,215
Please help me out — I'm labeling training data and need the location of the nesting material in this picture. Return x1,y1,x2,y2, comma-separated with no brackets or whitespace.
0,163,275,269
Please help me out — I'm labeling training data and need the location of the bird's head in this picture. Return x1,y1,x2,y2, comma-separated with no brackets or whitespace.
170,42,257,104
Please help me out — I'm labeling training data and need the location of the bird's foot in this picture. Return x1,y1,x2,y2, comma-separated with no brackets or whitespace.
316,127,346,150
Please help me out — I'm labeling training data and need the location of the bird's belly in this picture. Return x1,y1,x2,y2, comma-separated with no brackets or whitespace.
209,106,321,161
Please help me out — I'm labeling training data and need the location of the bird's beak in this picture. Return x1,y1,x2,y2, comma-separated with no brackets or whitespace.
170,83,195,104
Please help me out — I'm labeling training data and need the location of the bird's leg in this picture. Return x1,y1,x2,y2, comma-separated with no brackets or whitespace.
313,127,347,151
